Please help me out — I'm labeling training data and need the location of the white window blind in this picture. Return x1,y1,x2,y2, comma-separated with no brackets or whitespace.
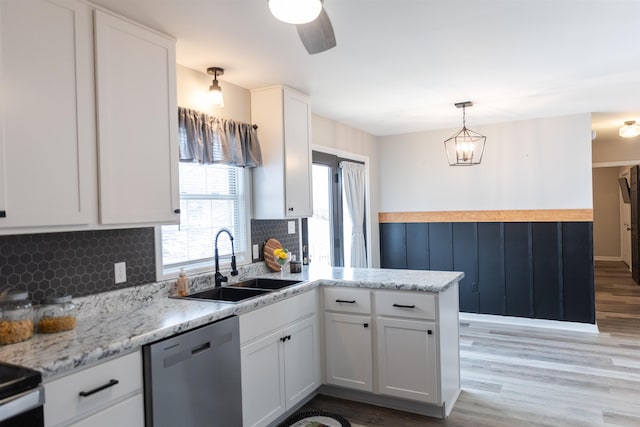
159,162,248,275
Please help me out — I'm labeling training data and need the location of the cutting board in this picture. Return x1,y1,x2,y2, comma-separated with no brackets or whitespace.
264,238,283,271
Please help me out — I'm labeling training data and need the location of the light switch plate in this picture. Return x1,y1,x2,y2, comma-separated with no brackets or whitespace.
252,244,259,260
114,262,126,284
288,220,296,234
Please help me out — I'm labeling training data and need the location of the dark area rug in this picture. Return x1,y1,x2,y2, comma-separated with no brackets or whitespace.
278,409,351,427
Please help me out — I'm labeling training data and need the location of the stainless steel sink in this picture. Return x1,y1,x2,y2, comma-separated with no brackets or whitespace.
229,278,303,290
182,287,271,303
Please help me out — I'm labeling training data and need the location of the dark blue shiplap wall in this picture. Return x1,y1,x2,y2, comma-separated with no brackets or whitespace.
380,221,595,324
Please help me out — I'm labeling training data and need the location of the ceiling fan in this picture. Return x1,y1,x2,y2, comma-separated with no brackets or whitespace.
268,0,337,55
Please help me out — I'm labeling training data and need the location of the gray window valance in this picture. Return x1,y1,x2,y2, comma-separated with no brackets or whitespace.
178,106,262,168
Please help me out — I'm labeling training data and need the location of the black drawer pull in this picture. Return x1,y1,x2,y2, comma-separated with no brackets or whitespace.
174,208,181,214
393,304,416,309
363,323,369,328
428,330,433,335
79,379,119,397
0,211,5,218
336,299,356,304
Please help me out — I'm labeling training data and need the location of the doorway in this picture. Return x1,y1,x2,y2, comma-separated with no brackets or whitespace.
304,151,367,268
619,169,632,270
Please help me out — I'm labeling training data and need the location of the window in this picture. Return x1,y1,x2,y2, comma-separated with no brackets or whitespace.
158,162,249,277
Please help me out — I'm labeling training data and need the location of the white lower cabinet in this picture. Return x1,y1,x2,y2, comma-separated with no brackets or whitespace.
376,317,438,403
44,351,143,427
69,394,144,427
324,312,373,392
322,286,461,416
240,291,320,427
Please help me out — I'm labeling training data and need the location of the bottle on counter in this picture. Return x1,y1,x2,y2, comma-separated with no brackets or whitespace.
36,295,77,334
177,268,189,297
0,290,35,345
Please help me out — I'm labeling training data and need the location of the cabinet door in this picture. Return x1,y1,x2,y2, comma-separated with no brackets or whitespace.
283,315,320,408
94,10,179,225
0,0,93,229
70,394,144,427
241,329,285,427
324,312,373,392
283,88,312,217
376,317,438,403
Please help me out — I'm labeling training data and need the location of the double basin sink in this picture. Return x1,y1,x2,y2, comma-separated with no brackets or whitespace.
180,278,303,303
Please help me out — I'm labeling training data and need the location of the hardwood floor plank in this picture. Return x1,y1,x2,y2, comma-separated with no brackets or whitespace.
300,261,640,427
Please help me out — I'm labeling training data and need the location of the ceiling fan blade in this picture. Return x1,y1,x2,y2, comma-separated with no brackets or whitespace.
296,7,336,54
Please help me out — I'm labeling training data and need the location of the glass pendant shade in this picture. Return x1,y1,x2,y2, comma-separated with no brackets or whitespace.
619,121,640,138
444,127,486,166
209,80,224,107
268,0,322,24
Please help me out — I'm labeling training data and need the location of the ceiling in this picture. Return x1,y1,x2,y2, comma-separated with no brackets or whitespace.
91,0,640,136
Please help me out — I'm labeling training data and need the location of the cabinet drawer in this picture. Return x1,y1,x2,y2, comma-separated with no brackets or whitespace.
375,291,436,320
324,288,371,314
44,351,142,427
240,290,317,345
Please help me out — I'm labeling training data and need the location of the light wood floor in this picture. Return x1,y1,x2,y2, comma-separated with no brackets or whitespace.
302,261,640,426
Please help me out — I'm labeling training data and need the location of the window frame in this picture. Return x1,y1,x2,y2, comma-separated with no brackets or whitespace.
155,165,252,281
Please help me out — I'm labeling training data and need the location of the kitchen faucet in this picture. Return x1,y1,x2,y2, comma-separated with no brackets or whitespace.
214,229,239,287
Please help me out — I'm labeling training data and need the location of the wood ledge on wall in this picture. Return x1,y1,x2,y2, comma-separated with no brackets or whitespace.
378,209,594,223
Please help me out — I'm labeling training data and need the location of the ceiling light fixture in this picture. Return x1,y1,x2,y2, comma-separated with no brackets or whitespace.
207,67,224,108
619,120,640,138
444,102,486,166
268,0,322,24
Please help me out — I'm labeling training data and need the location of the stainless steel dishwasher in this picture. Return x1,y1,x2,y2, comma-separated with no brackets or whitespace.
143,315,242,427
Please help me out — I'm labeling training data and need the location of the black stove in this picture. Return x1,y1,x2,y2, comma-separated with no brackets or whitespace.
0,362,44,427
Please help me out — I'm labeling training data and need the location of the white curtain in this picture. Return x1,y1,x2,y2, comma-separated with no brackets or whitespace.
341,161,367,267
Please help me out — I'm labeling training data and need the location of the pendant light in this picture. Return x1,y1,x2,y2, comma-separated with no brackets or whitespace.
619,120,640,138
268,0,322,24
444,102,486,166
207,67,224,108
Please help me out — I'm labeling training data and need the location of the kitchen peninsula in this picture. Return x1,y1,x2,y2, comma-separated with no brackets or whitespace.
0,265,463,426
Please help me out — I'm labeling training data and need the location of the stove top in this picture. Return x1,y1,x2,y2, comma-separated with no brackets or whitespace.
0,362,41,400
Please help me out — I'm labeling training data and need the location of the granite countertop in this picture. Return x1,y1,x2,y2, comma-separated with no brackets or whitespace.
0,265,463,380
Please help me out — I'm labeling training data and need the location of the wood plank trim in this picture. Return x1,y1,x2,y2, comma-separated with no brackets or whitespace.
378,209,593,223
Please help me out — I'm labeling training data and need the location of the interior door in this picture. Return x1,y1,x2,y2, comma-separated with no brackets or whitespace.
621,172,632,270
630,166,639,284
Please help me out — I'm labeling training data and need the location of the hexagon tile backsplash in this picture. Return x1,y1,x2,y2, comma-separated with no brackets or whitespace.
0,228,155,303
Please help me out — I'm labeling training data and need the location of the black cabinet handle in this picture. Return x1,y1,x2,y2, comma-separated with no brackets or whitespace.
174,208,181,214
288,207,294,212
0,211,5,218
79,379,119,397
393,304,416,309
363,323,369,328
280,337,286,342
428,330,433,335
336,299,356,304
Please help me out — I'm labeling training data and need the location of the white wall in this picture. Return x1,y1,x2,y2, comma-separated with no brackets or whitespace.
377,113,593,212
311,114,380,267
592,167,621,258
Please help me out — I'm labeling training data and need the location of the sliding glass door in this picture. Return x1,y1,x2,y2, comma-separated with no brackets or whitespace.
304,151,366,267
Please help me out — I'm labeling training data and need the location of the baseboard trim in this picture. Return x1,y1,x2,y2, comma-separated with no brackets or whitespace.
594,256,623,262
459,312,599,334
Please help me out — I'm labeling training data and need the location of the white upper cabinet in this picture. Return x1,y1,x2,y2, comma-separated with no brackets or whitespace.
251,85,313,219
94,10,179,225
0,0,94,230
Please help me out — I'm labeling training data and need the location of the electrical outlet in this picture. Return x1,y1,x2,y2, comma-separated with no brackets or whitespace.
471,282,478,292
114,262,127,284
288,220,296,234
252,244,259,260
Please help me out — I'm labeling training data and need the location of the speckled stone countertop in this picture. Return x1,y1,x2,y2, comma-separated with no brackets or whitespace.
0,265,463,380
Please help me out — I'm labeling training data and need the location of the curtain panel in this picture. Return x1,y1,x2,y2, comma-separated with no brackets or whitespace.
178,107,262,167
341,161,367,267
